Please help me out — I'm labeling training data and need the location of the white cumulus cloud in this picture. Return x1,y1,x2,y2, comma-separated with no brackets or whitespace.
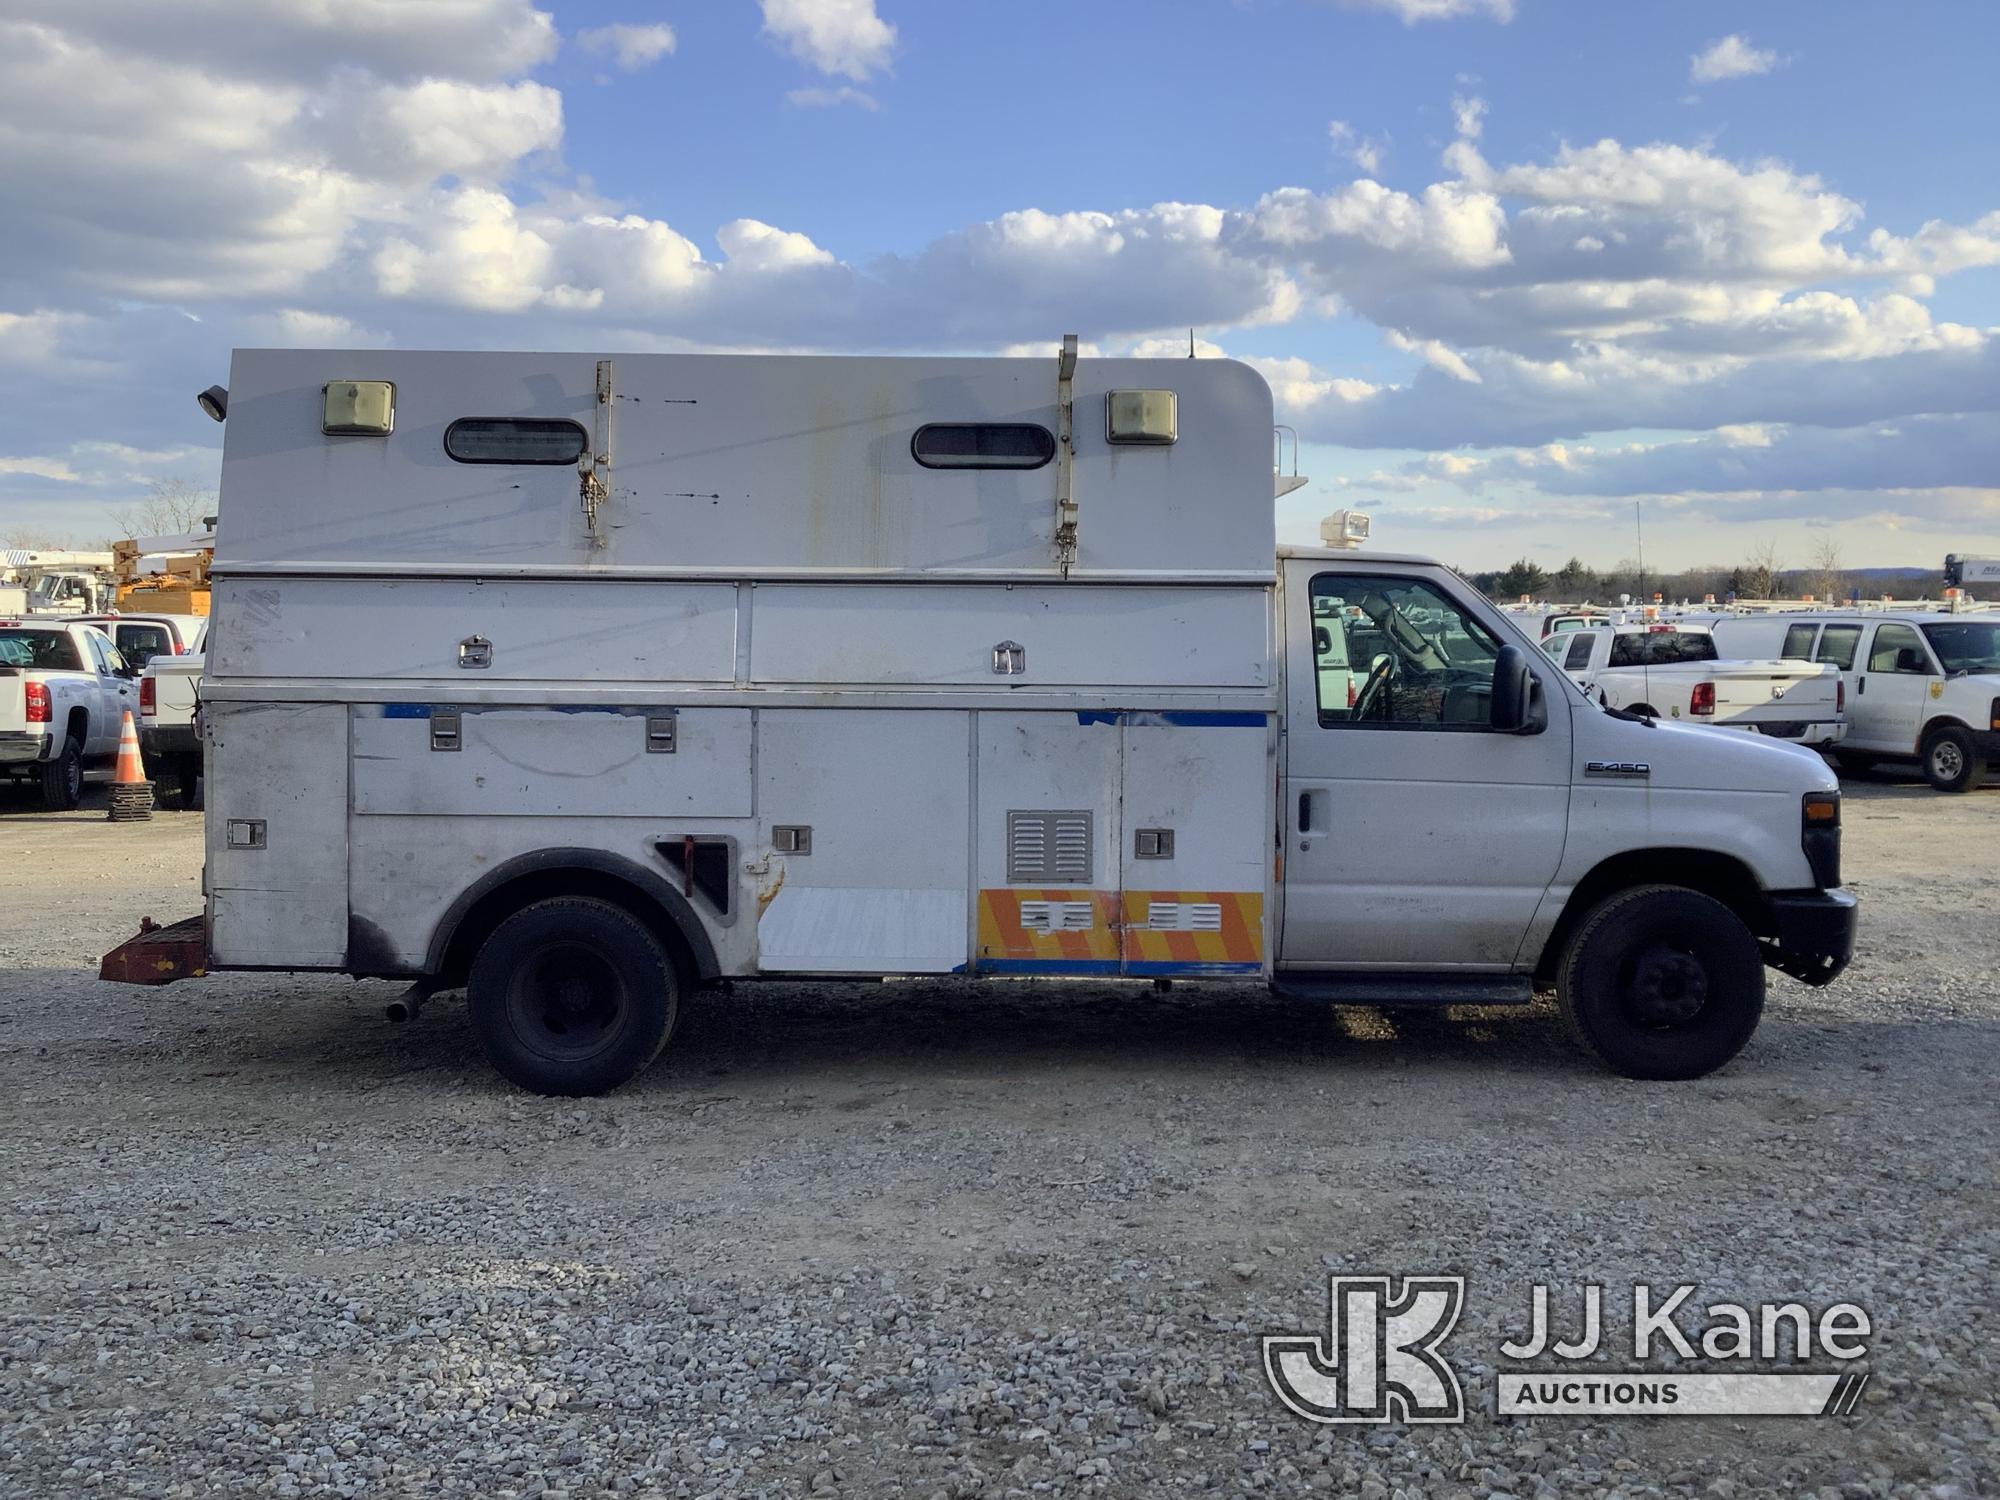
578,22,677,71
1691,34,1780,84
1338,0,1515,23
760,0,896,81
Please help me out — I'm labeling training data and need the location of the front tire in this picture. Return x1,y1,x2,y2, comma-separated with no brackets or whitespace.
467,897,678,1096
38,738,83,811
1922,726,1984,794
1557,885,1765,1080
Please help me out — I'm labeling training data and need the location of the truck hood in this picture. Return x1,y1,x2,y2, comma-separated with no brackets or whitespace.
1578,708,1838,794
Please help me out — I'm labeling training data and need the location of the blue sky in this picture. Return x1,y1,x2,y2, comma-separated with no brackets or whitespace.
1,0,1996,570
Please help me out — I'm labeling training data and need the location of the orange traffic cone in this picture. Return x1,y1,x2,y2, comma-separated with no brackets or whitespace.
108,710,154,822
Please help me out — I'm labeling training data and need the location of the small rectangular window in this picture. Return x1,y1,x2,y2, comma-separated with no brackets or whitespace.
1781,624,1818,659
1814,624,1861,671
445,418,589,466
911,423,1055,470
1564,633,1597,671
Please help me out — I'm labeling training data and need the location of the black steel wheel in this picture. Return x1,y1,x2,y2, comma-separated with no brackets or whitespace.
467,897,677,1096
38,738,83,811
1557,884,1765,1080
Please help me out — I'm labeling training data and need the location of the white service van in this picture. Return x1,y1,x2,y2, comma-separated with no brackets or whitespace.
102,343,1857,1092
1713,612,1999,792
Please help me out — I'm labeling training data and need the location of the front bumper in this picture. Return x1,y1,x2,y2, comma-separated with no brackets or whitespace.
1762,889,1858,987
0,730,52,766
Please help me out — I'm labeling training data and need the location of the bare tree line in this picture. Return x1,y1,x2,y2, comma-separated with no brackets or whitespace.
2,478,216,552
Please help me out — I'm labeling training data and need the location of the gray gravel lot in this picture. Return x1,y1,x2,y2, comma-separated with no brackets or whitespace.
1,773,1995,1499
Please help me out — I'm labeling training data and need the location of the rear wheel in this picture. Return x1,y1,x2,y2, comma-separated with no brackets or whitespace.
160,753,203,811
1921,726,1984,794
466,897,677,1096
37,738,83,811
1558,885,1765,1080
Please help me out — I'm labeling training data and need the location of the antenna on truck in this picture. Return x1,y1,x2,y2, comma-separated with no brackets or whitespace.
1635,499,1652,714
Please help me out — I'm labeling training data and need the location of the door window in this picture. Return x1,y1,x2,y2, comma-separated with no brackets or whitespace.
1310,574,1503,729
1868,623,1930,674
1563,633,1597,671
1814,625,1861,671
1781,623,1818,658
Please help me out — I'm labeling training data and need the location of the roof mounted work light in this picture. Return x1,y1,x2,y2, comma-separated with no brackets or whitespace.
196,385,229,423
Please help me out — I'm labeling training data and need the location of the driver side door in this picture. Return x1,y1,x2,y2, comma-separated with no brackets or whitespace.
1279,562,1573,970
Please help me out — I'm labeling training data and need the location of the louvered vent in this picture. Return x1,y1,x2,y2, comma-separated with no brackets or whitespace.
1007,810,1094,884
1020,900,1096,933
1148,902,1224,932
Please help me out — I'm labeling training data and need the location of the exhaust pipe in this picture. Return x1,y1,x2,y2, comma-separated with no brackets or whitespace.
384,982,436,1024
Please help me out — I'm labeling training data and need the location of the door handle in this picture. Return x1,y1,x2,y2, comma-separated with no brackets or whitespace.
1298,791,1311,833
1856,676,1866,695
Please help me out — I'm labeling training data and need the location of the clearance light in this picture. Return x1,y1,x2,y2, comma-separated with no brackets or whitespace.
1990,696,1999,732
1690,682,1716,716
1803,794,1841,823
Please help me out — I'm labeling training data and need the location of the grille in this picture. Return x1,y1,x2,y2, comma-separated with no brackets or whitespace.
1007,810,1094,884
1147,902,1224,932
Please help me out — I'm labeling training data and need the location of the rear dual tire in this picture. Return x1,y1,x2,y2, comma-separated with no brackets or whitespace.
466,897,679,1096
1558,885,1765,1081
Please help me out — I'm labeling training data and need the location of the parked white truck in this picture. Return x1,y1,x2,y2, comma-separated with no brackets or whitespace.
101,344,1856,1092
1541,622,1846,747
1713,611,1999,791
0,618,138,807
139,627,206,809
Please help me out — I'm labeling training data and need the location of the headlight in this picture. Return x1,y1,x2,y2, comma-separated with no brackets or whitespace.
1802,792,1841,888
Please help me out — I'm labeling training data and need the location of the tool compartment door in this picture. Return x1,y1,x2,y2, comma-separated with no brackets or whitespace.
206,701,349,967
973,712,1123,974
1117,712,1271,976
753,709,972,973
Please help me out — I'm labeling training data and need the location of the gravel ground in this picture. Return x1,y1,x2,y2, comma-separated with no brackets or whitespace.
1,772,1995,1499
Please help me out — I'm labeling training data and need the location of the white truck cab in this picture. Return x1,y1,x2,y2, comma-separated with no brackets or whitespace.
103,343,1856,1092
1714,611,1999,791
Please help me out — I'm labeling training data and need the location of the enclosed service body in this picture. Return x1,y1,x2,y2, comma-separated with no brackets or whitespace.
120,345,1858,1092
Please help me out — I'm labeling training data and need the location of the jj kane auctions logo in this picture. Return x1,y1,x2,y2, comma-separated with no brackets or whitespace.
1264,1277,1872,1422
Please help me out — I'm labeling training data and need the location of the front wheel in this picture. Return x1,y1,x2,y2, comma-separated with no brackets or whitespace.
467,897,678,1096
1922,726,1985,794
1557,885,1765,1080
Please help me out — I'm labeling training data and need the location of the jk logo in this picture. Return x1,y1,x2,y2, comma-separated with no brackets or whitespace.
1263,1276,1466,1424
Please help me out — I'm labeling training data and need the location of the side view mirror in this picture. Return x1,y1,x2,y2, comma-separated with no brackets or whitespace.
1491,644,1544,734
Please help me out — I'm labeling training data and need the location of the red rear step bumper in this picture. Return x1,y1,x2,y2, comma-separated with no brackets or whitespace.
99,915,207,985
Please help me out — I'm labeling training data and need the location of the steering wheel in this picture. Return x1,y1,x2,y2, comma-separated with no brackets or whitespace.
1353,654,1400,721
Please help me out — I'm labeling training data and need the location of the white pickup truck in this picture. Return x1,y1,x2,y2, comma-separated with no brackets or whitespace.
139,633,205,809
0,619,138,807
1543,622,1846,746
